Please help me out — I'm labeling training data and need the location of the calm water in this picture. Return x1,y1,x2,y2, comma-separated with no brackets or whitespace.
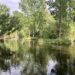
0,39,75,75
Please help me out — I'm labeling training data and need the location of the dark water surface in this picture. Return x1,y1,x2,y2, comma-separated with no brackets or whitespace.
0,39,75,75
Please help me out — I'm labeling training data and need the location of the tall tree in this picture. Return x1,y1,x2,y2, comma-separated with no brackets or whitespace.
19,0,56,38
46,0,71,38
19,0,46,37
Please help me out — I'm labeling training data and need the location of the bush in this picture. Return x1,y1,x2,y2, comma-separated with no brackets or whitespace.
50,38,71,46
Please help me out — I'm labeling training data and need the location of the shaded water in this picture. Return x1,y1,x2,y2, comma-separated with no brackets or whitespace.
0,39,75,75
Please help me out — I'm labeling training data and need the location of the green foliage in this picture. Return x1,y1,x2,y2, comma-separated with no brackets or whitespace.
19,0,45,15
13,11,33,38
0,4,21,36
0,0,74,45
50,38,71,45
19,0,47,38
9,16,21,33
0,4,9,14
19,0,57,39
46,0,74,39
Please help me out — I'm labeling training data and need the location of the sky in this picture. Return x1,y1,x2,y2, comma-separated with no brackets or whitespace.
0,0,20,14
0,0,50,14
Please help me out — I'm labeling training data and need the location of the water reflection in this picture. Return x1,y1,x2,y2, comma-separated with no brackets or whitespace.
0,42,23,75
0,40,75,75
47,59,58,75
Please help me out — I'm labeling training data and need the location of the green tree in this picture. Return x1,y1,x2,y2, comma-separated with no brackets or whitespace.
19,0,45,16
32,10,56,38
46,0,72,38
19,0,46,38
19,0,56,38
0,4,21,36
13,11,32,38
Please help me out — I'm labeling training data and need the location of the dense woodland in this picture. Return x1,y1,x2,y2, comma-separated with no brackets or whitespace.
0,0,75,45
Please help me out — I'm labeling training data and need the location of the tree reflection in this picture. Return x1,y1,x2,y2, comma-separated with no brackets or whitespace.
54,47,75,75
0,42,21,71
0,40,75,75
0,43,12,71
22,40,75,75
22,39,48,75
55,50,70,75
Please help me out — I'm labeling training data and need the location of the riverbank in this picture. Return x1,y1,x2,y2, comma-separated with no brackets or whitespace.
38,38,72,46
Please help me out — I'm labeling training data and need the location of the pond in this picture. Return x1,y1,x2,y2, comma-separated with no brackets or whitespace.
0,39,75,75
